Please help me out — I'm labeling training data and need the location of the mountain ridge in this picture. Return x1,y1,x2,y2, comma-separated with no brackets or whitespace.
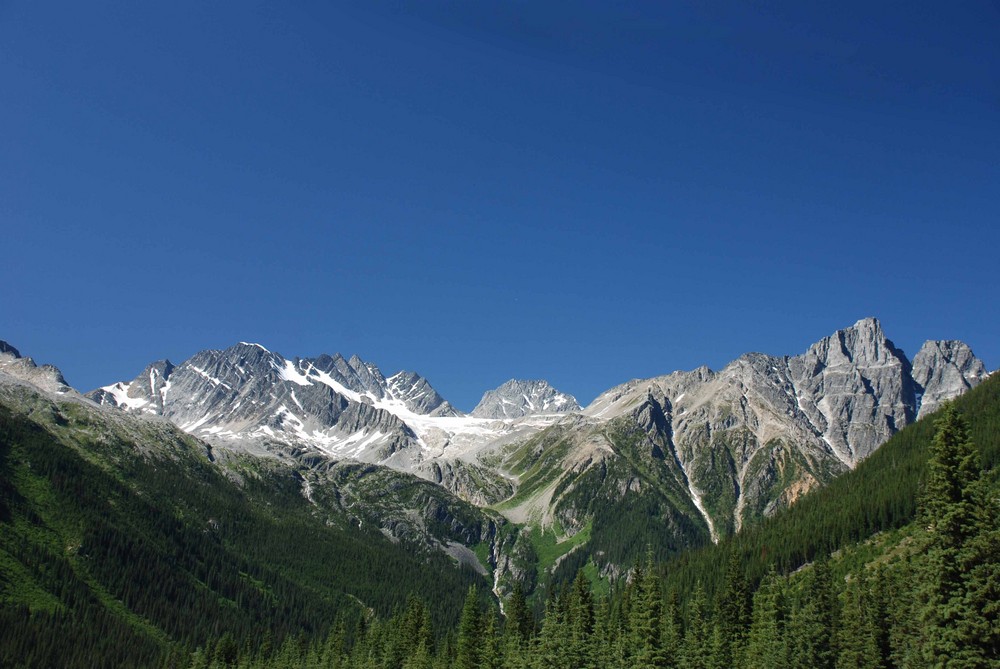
2,318,991,561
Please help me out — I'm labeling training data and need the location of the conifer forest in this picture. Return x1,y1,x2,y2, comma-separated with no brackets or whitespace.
1,376,998,668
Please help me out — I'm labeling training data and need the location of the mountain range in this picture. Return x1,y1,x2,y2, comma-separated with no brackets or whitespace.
0,317,989,588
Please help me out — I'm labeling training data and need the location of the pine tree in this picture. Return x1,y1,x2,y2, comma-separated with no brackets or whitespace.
504,585,534,645
454,587,481,669
535,588,569,669
567,571,596,669
631,559,665,669
320,620,347,669
914,404,993,667
716,552,751,667
787,557,837,669
481,611,503,669
661,591,682,668
959,475,1000,663
745,569,787,669
681,583,711,669
835,573,880,669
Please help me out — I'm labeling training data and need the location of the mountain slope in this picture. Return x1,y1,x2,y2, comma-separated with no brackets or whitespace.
0,379,495,668
472,379,581,419
575,318,985,539
8,317,988,593
657,369,1000,602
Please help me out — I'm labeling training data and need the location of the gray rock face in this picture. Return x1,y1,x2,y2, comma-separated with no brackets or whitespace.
787,317,914,465
86,342,461,462
472,379,580,419
580,317,988,539
89,360,175,413
912,340,988,419
0,341,21,358
387,371,460,417
0,341,72,395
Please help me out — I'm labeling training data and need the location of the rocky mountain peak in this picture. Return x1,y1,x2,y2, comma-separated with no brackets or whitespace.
471,379,580,419
305,352,388,398
802,317,905,368
0,341,21,358
0,342,71,395
386,371,460,417
912,340,987,419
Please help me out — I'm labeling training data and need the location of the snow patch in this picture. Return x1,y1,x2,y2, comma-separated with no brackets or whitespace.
99,382,151,411
189,366,233,390
277,360,311,386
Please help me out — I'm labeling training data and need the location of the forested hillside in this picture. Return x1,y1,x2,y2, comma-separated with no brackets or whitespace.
0,389,489,669
168,375,999,668
2,373,997,668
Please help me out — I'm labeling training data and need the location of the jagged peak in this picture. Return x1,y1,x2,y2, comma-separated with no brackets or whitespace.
472,378,580,419
0,340,21,358
799,317,906,368
237,341,271,352
851,315,882,331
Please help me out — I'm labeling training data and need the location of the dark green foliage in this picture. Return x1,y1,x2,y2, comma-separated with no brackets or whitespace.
911,404,998,667
659,373,1000,603
0,398,488,668
786,557,838,669
5,372,1000,668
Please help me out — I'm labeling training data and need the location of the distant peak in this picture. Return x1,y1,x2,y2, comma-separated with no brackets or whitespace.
237,341,271,352
848,317,883,334
472,379,580,419
0,340,21,358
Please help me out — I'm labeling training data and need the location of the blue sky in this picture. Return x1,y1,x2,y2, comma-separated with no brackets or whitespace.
2,1,997,411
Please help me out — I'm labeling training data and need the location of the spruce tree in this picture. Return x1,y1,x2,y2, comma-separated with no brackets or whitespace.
504,585,534,645
915,404,993,667
661,591,682,668
787,557,837,669
681,583,711,669
745,569,787,669
631,560,665,669
454,587,482,669
717,552,751,667
534,587,569,669
835,573,880,669
567,571,596,669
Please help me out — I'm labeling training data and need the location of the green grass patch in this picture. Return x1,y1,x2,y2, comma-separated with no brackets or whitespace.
529,521,592,574
473,541,493,574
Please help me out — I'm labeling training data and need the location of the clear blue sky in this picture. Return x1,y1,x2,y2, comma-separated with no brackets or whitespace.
2,1,997,411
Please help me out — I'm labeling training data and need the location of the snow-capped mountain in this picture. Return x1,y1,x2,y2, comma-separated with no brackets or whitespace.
75,318,989,535
86,343,462,461
471,379,581,419
84,342,569,474
2,318,992,587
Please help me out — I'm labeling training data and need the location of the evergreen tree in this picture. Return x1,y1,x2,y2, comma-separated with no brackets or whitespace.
213,633,239,667
504,585,534,644
481,611,503,669
959,475,1000,663
716,552,751,667
681,583,711,669
535,588,569,669
631,559,665,669
915,404,992,667
320,621,347,669
661,591,682,668
745,569,787,669
787,557,838,669
454,587,481,669
567,571,596,669
835,573,880,669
